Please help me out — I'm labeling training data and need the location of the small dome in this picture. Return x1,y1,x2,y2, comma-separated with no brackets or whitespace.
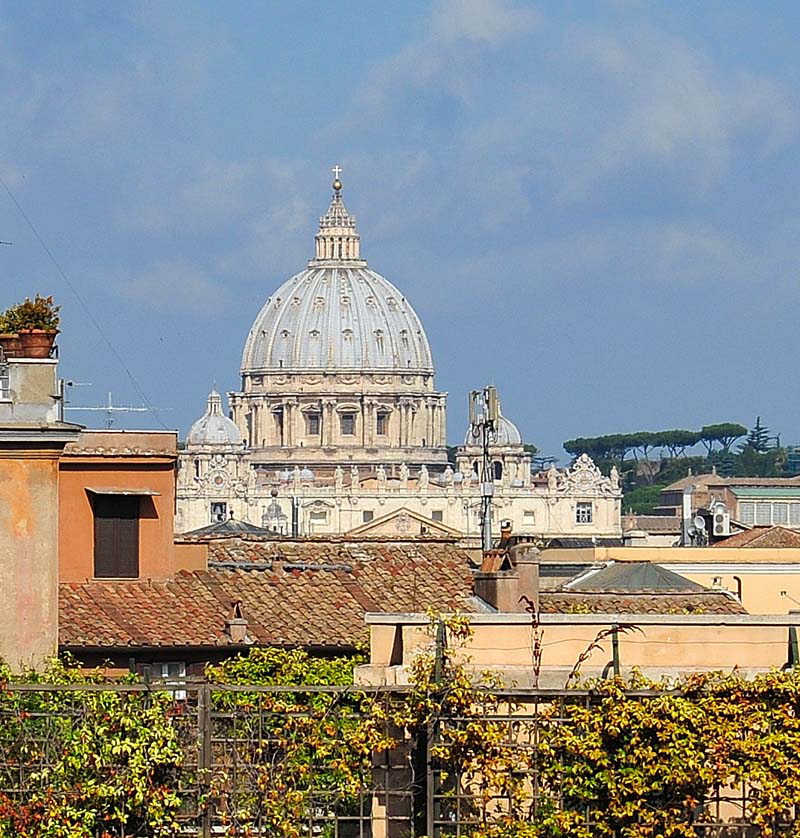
464,413,522,447
187,390,242,447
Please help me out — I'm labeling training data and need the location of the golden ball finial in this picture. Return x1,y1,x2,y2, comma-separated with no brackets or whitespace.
332,178,342,192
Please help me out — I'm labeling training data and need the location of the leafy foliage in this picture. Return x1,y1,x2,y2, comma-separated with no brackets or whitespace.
0,657,182,837
7,643,800,836
2,294,60,332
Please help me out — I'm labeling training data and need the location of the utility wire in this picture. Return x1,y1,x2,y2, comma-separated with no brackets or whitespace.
0,175,169,430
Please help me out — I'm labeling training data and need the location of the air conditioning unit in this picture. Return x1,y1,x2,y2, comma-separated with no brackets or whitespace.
712,503,731,537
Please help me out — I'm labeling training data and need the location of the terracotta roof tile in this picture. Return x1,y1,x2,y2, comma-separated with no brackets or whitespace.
59,539,476,651
714,526,800,548
540,590,745,615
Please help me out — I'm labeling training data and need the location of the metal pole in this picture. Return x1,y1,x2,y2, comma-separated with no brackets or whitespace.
198,683,212,838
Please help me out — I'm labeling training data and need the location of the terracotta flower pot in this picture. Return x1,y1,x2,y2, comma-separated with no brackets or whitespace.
0,333,21,359
18,329,58,359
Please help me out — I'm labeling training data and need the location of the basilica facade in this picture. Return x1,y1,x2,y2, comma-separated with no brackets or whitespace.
175,172,622,544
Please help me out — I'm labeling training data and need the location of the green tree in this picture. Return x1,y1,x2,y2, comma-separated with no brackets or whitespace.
743,416,772,453
699,422,747,453
651,429,702,458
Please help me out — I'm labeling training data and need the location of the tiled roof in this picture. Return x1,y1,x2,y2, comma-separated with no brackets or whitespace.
59,540,476,650
539,591,745,615
664,474,800,491
623,515,682,533
714,526,800,548
567,561,705,592
182,518,276,537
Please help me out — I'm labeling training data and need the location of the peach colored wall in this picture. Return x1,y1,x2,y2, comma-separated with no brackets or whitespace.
59,458,176,581
0,447,62,668
173,541,208,572
361,614,800,688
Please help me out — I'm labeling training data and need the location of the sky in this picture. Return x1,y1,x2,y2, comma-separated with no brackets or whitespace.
2,0,800,460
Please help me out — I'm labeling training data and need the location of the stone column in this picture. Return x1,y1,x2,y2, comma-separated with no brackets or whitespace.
365,400,376,447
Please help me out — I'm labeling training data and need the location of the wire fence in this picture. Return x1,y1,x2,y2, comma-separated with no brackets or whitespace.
0,681,784,837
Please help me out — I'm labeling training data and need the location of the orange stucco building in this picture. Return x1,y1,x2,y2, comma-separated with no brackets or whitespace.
58,430,195,581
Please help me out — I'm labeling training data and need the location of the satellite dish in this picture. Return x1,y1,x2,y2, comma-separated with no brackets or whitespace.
693,515,706,530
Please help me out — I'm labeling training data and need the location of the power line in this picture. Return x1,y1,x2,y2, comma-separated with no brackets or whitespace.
0,174,169,430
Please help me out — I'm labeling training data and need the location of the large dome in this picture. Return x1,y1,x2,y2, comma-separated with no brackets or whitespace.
241,177,433,374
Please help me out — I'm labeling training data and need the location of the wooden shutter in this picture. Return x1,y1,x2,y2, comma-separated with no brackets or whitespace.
93,495,140,578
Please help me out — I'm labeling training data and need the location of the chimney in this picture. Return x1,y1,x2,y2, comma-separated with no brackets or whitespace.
225,601,249,644
511,544,540,611
473,544,540,612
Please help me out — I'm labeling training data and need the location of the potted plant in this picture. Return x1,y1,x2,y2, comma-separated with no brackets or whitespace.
5,295,61,358
0,311,21,358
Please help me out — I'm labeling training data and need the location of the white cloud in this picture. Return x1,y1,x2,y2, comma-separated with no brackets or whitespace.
430,0,539,46
120,261,229,313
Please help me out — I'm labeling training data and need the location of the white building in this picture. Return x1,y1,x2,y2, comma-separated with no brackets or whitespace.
176,171,622,545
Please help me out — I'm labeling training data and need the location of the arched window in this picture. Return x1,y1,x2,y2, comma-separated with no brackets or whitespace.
493,461,503,480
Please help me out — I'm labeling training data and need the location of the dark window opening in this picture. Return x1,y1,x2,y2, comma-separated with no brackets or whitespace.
341,413,356,436
306,412,321,435
363,510,374,523
93,495,140,578
432,510,444,522
376,411,389,436
493,461,503,480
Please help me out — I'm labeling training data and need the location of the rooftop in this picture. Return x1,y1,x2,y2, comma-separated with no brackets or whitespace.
714,526,800,548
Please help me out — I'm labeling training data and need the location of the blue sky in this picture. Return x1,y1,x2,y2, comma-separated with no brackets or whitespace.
2,0,800,459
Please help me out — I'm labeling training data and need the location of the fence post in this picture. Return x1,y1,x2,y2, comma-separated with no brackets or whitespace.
198,683,212,838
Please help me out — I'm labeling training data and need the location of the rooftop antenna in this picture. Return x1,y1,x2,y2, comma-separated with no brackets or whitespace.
66,391,171,429
469,386,499,553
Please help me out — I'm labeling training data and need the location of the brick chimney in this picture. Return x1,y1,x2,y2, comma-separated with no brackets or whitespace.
473,543,540,612
225,601,249,644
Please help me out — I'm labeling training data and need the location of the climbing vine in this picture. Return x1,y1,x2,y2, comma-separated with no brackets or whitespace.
0,657,182,838
1,638,800,835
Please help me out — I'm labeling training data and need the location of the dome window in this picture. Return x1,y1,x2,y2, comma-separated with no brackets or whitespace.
309,329,320,339
374,330,385,352
342,328,353,340
291,297,301,307
280,329,290,339
386,297,397,309
314,297,325,308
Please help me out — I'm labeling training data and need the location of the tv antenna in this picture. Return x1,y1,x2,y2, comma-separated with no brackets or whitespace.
66,391,171,429
469,385,499,553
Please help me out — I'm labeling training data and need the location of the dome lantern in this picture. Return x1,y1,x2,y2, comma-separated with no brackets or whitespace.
313,164,362,264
